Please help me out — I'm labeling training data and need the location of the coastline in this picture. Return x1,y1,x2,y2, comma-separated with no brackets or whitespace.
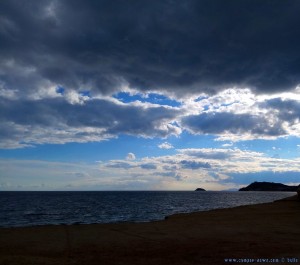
0,196,299,265
1,190,294,228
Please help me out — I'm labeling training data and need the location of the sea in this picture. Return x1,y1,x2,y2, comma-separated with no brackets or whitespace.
0,191,295,228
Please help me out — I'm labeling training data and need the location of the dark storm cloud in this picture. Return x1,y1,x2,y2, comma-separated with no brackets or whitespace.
0,97,180,148
181,112,286,137
1,0,300,97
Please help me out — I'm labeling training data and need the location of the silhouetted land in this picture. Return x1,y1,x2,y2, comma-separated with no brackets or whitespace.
195,187,206,191
239,181,299,191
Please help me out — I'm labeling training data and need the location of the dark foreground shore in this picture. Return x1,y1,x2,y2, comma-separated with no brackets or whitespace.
0,196,299,265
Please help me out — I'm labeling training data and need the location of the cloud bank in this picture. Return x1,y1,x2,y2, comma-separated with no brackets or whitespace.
2,147,300,190
1,0,300,98
1,0,300,148
2,87,300,147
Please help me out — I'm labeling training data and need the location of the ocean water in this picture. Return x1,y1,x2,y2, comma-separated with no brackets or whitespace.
0,191,295,228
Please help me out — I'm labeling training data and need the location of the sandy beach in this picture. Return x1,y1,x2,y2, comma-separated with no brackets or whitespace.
0,195,299,265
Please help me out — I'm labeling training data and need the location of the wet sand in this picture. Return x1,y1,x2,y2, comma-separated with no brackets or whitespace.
0,195,299,265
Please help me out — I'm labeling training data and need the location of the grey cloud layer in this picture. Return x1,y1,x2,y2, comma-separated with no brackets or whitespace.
182,112,286,137
1,0,300,148
1,0,300,96
0,97,180,148
2,94,300,148
178,149,233,160
261,98,300,123
180,160,211,169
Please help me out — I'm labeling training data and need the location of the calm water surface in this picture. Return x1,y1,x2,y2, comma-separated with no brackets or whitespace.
0,191,295,227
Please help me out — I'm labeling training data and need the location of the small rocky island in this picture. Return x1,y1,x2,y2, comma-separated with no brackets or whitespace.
239,181,299,192
195,188,206,191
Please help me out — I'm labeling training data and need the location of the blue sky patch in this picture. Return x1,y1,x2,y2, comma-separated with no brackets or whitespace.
113,92,181,107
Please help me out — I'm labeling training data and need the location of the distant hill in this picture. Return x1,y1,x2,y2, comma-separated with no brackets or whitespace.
239,181,299,192
195,188,206,191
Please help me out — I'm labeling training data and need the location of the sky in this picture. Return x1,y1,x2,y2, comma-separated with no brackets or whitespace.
1,0,300,191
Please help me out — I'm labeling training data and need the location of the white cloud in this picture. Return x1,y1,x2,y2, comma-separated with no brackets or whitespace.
222,143,233,147
65,89,90,105
0,87,17,99
126,152,136,160
158,142,174,149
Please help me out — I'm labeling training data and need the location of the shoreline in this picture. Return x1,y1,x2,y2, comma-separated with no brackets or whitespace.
0,195,299,264
0,192,296,229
